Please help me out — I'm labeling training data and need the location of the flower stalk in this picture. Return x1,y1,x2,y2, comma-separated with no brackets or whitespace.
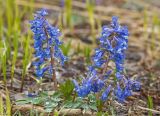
44,26,57,89
73,16,141,103
30,9,67,90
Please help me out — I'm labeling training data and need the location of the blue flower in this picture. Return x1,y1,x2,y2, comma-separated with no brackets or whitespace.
91,79,105,93
103,70,112,79
36,9,48,16
115,72,123,80
88,66,97,75
30,9,67,78
35,67,48,78
111,16,119,30
101,85,111,101
73,78,92,97
73,16,140,103
132,81,141,91
92,48,105,67
114,83,125,102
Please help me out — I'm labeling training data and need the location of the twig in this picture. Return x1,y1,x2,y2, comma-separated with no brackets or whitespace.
137,106,160,114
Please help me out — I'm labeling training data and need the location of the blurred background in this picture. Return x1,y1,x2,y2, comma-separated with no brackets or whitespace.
0,0,160,115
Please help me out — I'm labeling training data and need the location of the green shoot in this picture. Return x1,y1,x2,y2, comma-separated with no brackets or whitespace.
59,80,74,100
11,2,20,87
83,46,91,64
86,0,95,39
147,95,153,116
96,99,103,112
20,34,32,92
0,7,3,70
6,0,15,58
64,0,72,29
60,40,72,56
2,43,7,85
6,88,11,116
0,12,6,84
151,13,159,51
76,42,81,54
0,94,4,116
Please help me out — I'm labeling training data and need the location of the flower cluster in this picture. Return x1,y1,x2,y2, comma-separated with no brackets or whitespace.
30,9,67,79
73,16,140,102
99,16,129,79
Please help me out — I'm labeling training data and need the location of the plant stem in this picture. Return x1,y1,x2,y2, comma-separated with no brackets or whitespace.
50,47,57,90
44,27,57,90
72,92,76,102
20,74,25,92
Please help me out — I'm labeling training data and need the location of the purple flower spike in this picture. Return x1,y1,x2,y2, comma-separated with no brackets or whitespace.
30,9,67,78
73,16,140,103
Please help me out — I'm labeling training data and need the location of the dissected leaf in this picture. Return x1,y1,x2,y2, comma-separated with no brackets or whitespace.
31,97,43,105
81,103,90,110
16,99,32,105
72,102,82,109
63,101,73,108
89,103,97,111
44,101,58,112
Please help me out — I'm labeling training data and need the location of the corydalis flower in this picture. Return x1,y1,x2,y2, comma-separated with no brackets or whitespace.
30,9,67,78
101,85,111,101
73,16,140,103
73,78,92,97
100,16,129,79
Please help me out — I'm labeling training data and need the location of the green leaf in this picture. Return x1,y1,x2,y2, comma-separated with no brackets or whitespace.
44,101,58,112
96,99,103,112
44,108,53,113
147,96,153,116
51,97,62,102
64,0,72,28
45,102,58,108
75,97,83,103
72,102,82,109
96,112,103,116
16,99,31,105
16,97,43,105
0,95,3,116
59,80,74,100
89,104,97,111
81,103,89,110
52,91,62,98
88,94,96,103
31,97,43,105
61,40,72,56
54,110,59,116
39,91,48,97
6,89,11,116
63,101,73,108
83,47,91,64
